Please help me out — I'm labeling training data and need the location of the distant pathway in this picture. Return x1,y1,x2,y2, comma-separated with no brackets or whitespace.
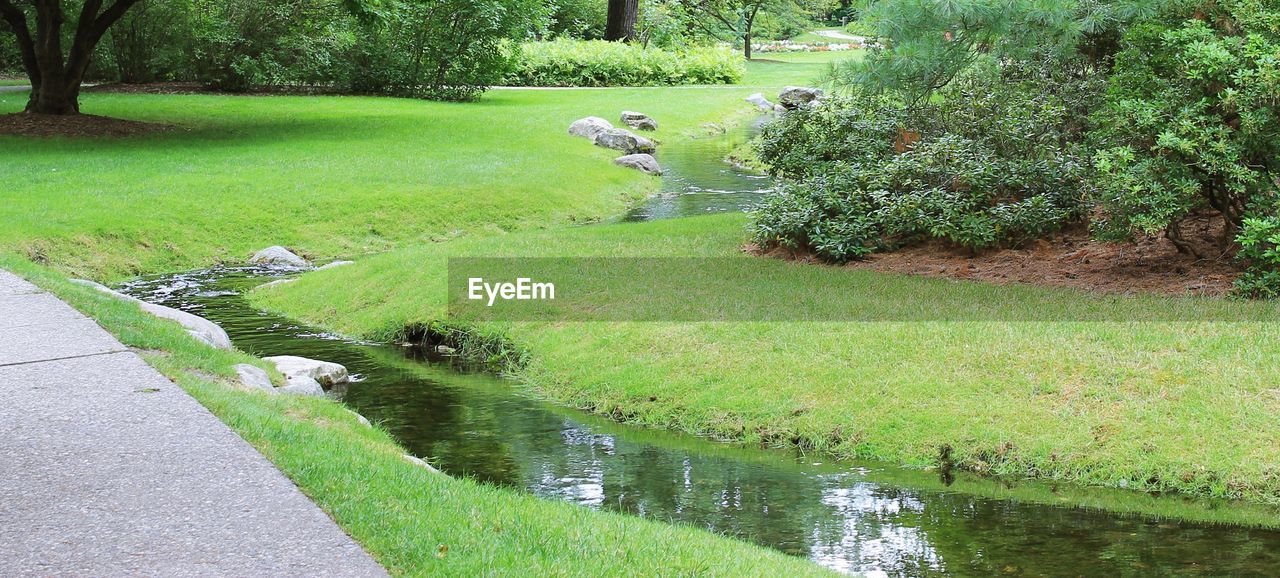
0,85,28,93
813,29,869,43
0,270,387,577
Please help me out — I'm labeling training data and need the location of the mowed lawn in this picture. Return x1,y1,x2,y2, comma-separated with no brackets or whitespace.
0,52,855,281
252,213,1280,504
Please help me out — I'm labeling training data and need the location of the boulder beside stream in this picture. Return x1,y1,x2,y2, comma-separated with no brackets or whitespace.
620,111,657,131
70,278,233,350
613,153,662,175
249,246,310,268
264,355,349,386
234,364,276,393
593,128,656,155
568,116,614,139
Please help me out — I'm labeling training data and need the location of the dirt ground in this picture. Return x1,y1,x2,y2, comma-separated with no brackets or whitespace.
758,213,1241,297
0,113,171,138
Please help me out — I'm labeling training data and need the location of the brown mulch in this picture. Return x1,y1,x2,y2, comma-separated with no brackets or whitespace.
0,112,172,138
755,213,1241,297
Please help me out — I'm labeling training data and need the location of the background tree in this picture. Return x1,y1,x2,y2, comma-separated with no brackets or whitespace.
605,0,638,40
680,0,829,59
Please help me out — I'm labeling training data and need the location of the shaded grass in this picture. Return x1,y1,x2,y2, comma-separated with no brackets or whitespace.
0,253,833,576
251,213,1280,504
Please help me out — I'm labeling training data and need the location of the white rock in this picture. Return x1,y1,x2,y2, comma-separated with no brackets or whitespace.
234,364,275,392
71,279,234,350
613,153,662,175
249,246,309,268
257,278,296,289
746,93,775,110
346,409,372,427
280,375,325,397
402,454,441,474
593,128,656,154
620,111,657,131
264,355,349,386
317,260,354,270
568,116,613,139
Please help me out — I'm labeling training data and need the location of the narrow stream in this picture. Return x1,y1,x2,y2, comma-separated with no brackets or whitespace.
119,125,1280,577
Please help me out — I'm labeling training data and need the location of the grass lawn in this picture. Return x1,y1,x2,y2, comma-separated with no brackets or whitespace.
1,254,833,577
0,54,850,282
251,213,1280,505
0,78,27,86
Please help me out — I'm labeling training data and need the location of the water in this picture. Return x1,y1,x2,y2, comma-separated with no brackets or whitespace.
621,117,774,222
115,123,1280,575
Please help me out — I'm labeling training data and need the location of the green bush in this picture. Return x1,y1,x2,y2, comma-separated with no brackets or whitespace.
1089,5,1280,260
504,39,743,87
752,72,1093,260
1235,215,1280,298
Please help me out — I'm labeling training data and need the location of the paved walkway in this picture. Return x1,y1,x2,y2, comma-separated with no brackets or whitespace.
0,270,387,577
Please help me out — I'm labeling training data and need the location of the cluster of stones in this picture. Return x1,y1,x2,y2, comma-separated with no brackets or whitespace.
745,86,825,114
568,112,662,176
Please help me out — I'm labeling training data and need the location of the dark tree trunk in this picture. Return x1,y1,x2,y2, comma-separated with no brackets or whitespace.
742,4,761,60
605,0,638,42
0,0,143,115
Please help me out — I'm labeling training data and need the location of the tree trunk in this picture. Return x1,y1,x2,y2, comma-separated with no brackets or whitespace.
743,28,752,60
742,4,761,61
605,0,638,42
1,0,143,115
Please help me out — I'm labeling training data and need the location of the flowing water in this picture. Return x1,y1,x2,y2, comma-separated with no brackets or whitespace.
118,124,1280,576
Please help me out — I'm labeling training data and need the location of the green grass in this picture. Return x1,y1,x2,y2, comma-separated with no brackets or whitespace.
250,213,1280,505
0,78,27,86
0,253,833,576
0,55,837,282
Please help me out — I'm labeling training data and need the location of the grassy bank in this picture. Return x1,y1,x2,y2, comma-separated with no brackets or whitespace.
251,213,1280,504
0,53,853,282
0,254,832,576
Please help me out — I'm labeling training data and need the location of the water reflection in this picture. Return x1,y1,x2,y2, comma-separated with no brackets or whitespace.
121,267,1280,577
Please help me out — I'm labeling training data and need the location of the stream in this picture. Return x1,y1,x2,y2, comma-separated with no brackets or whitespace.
118,124,1280,577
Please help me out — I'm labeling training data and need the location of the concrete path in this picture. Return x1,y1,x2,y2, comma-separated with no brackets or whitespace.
0,270,387,577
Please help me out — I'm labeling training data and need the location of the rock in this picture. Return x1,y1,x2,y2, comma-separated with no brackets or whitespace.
402,454,441,474
434,345,457,355
264,355,349,386
280,375,325,397
346,409,372,427
746,93,775,111
568,116,613,139
620,111,657,131
317,260,354,270
257,278,296,290
613,153,662,176
593,128,656,155
249,246,310,268
71,279,234,350
773,104,788,115
234,364,275,392
779,86,824,109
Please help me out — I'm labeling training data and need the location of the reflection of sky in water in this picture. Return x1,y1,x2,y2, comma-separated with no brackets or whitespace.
120,254,1280,575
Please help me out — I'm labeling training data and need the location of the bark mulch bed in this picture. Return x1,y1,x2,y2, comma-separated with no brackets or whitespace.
0,112,172,138
756,213,1241,297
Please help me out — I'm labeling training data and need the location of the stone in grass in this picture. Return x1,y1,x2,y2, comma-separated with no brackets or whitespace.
593,128,656,155
234,363,275,393
249,246,310,268
613,153,662,176
745,93,775,111
317,260,354,270
264,355,349,386
568,116,614,139
778,86,824,109
280,375,325,397
620,111,657,131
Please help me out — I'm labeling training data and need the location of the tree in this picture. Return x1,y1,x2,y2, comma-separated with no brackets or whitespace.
0,0,380,115
0,0,146,114
681,0,767,59
605,0,638,41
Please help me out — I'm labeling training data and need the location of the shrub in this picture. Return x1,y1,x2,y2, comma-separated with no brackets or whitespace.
504,39,742,87
752,71,1093,261
1234,213,1280,298
1089,5,1280,261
